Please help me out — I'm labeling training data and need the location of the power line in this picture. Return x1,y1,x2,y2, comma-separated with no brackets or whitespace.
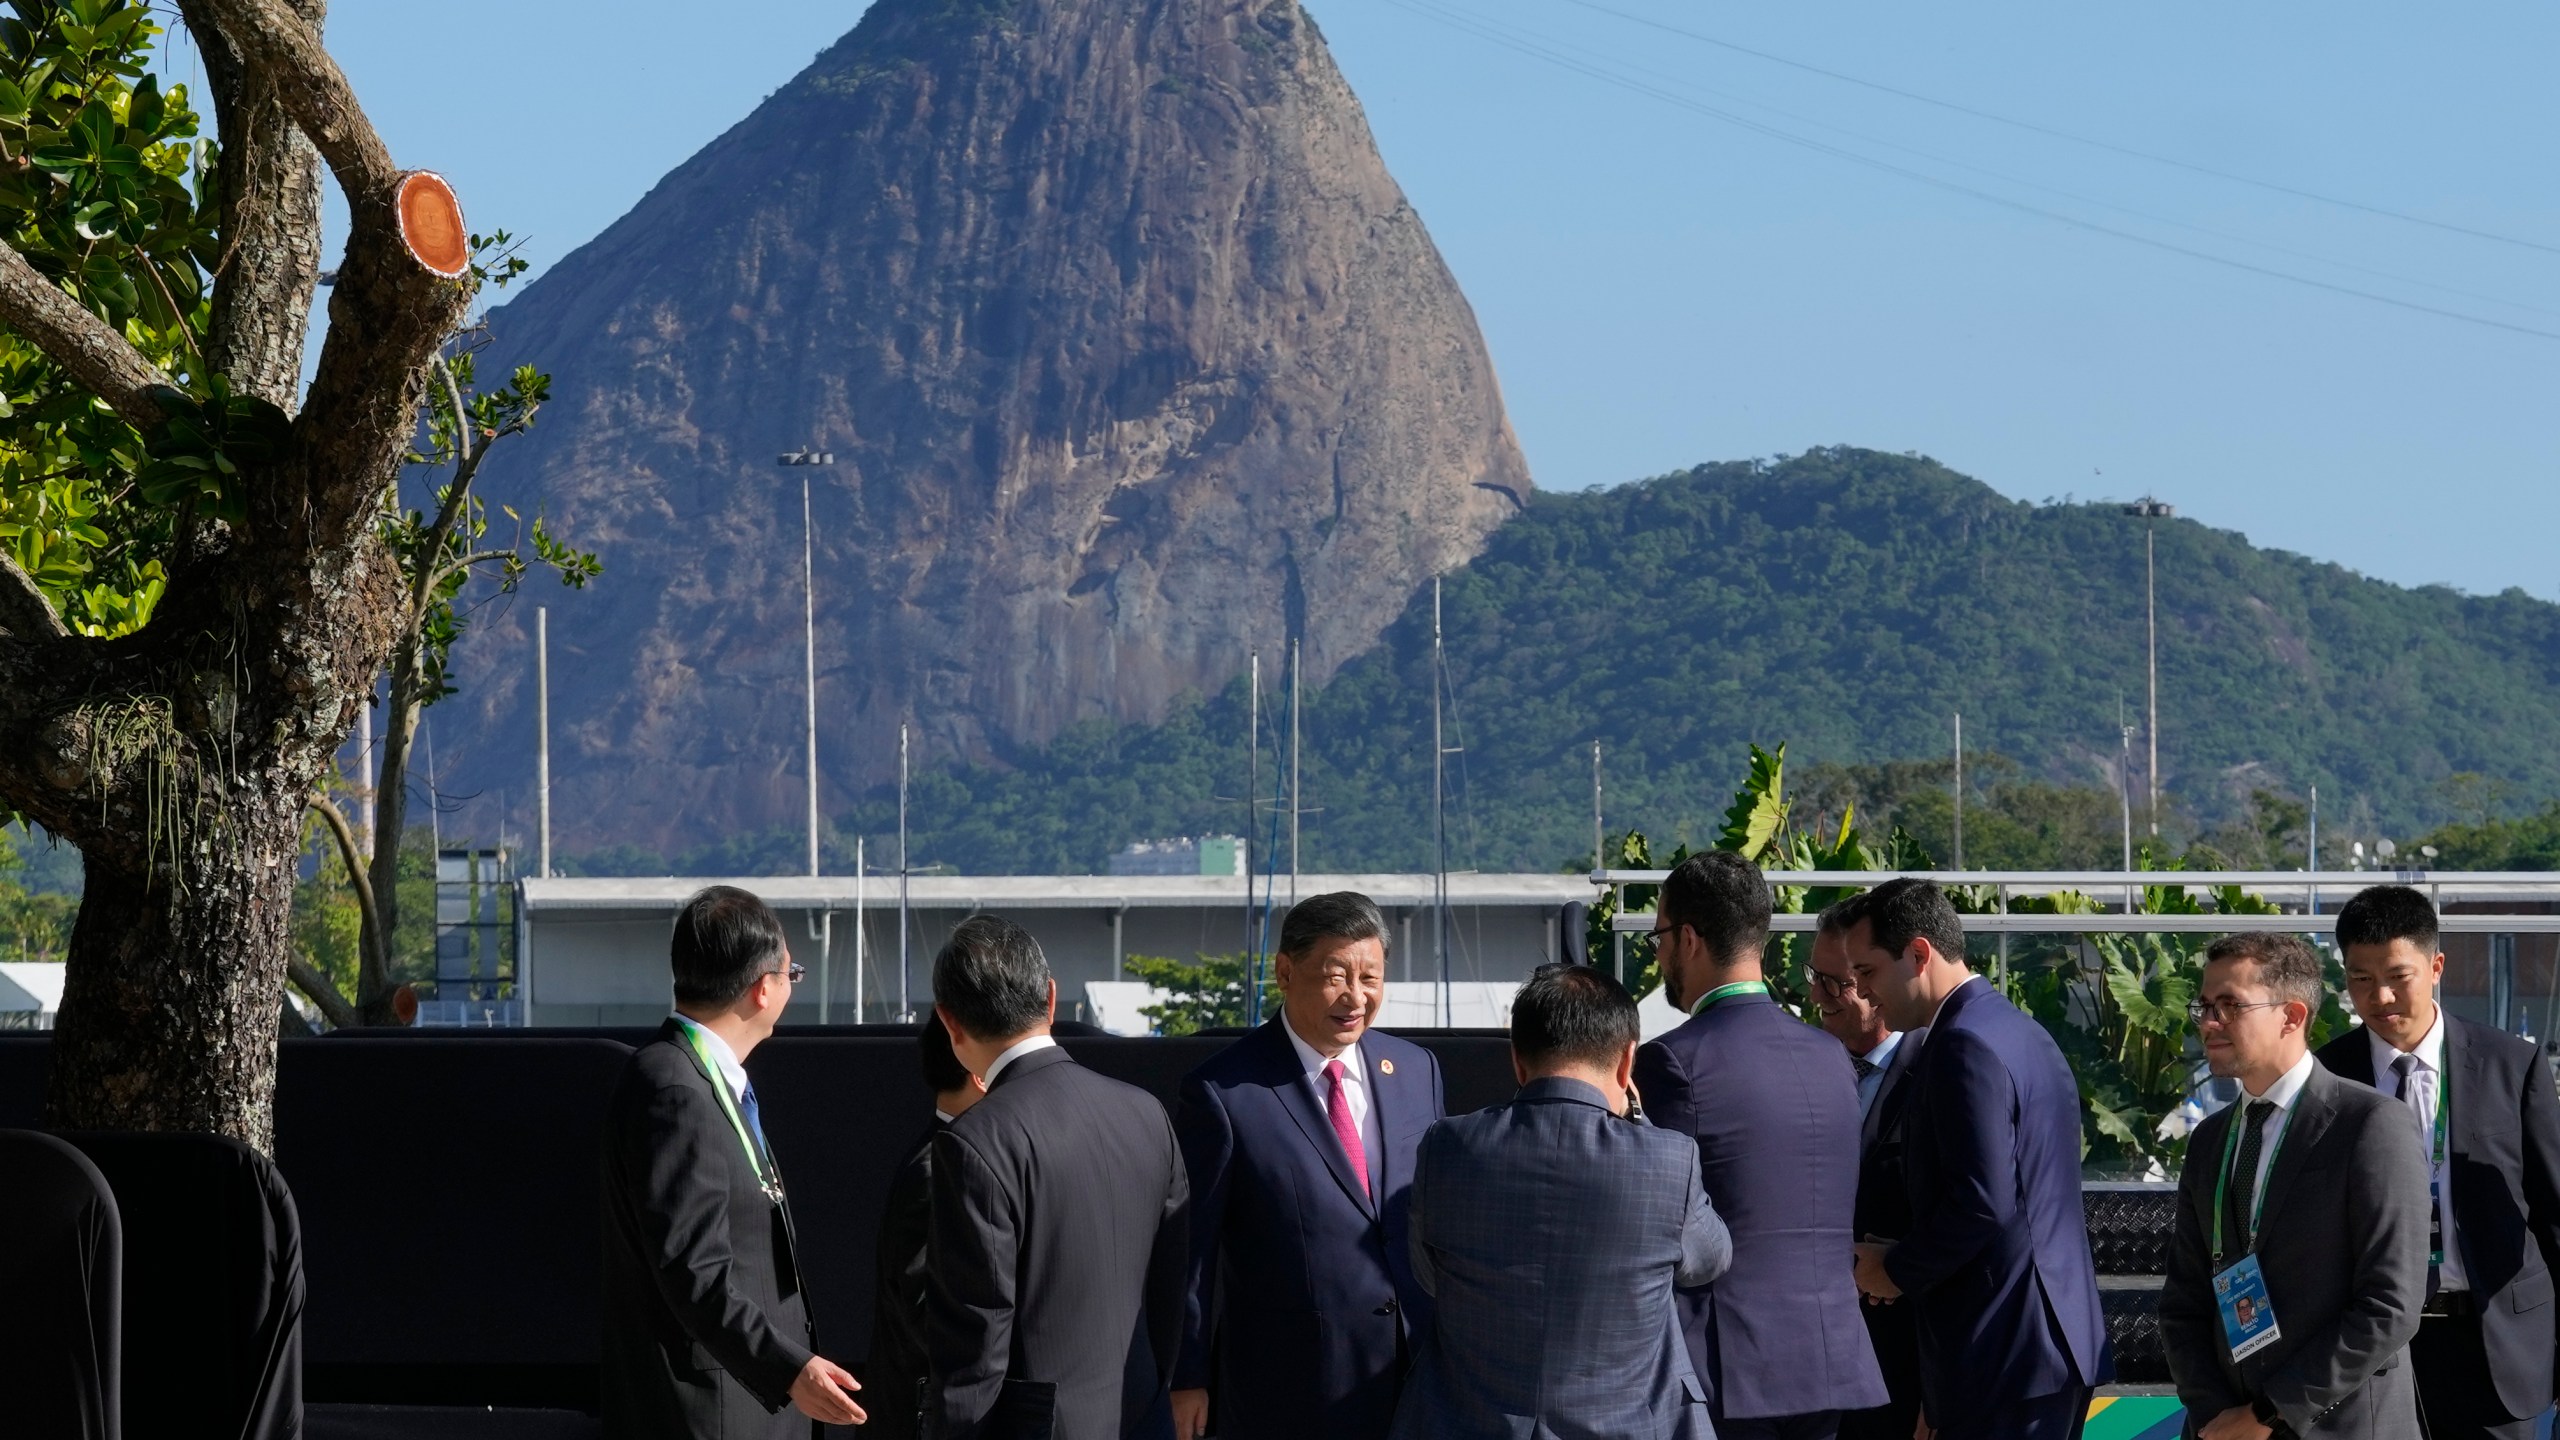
1435,4,2560,322
1385,0,2560,345
1556,0,2560,258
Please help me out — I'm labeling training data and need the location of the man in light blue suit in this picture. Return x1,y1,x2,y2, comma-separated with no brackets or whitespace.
1391,964,1731,1440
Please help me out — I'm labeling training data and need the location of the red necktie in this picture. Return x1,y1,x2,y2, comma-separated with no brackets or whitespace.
1325,1059,1371,1198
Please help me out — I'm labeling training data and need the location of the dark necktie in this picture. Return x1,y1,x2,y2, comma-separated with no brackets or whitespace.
2224,1100,2277,1255
2394,1054,2442,1289
1852,1054,1881,1082
738,1080,774,1169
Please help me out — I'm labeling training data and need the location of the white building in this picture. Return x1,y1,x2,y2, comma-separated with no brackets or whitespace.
514,873,1590,1028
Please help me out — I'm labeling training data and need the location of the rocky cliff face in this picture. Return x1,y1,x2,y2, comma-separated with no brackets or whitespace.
439,0,1526,855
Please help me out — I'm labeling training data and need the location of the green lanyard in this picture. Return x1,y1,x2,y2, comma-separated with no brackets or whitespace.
2210,1091,2298,1265
1691,979,1769,1015
674,1018,782,1201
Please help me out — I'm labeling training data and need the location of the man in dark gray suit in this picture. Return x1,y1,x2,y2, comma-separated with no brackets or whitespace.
1391,964,1730,1440
926,916,1190,1440
2161,932,2431,1440
2319,885,2560,1440
600,885,865,1439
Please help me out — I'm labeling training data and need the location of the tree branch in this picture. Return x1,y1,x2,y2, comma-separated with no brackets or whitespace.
0,549,69,644
0,240,171,428
287,955,361,1030
308,789,392,1000
184,0,395,199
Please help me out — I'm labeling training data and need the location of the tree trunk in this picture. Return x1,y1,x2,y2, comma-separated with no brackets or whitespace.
357,665,423,1025
45,788,305,1149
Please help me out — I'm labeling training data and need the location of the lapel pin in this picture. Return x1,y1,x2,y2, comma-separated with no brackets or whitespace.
1379,1059,1396,1075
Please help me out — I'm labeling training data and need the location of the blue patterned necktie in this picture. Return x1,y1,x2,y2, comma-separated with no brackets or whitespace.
738,1081,773,1166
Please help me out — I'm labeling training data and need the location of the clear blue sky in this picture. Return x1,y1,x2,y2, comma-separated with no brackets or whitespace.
193,0,2560,598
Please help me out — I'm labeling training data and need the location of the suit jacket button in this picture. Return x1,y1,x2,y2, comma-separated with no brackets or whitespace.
1376,1299,1398,1315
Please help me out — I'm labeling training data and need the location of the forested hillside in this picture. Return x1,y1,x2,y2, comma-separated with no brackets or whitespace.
578,448,2560,877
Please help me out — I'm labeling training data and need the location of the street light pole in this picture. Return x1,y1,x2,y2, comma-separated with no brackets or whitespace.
2123,496,2175,835
781,448,836,1023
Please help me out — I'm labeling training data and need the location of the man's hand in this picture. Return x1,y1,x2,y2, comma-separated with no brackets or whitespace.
1171,1387,1211,1439
790,1355,866,1426
2197,1403,2272,1440
1852,1242,1902,1300
1912,1415,1933,1440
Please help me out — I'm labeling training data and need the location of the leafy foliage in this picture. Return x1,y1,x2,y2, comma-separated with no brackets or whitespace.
1121,952,1278,1036
654,448,2560,882
0,0,222,636
0,823,74,961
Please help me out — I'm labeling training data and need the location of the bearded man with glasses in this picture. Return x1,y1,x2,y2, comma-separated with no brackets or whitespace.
2159,931,2430,1440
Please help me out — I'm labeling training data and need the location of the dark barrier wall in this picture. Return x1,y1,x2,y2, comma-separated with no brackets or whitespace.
0,1029,1520,1409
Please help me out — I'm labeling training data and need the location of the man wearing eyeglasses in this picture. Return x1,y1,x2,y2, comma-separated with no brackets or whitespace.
2158,932,2429,1440
602,885,865,1439
1809,899,1926,1440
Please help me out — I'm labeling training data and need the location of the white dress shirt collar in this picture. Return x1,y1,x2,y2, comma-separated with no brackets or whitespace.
1282,1012,1362,1078
983,1032,1058,1085
2242,1049,2317,1112
2369,1009,2447,1077
671,1014,748,1097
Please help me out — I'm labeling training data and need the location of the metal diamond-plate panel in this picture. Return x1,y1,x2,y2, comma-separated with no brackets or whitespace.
2084,1185,2180,1275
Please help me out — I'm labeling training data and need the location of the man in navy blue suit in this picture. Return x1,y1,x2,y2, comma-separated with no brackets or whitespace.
1845,878,2108,1440
1172,892,1445,1440
1635,851,1886,1440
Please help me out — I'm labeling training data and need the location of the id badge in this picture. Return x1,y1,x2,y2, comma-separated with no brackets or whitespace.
2214,1254,2281,1361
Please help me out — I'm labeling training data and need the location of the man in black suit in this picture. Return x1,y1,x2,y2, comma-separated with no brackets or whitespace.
1809,898,1926,1440
1173,892,1443,1440
601,886,865,1439
2160,932,2430,1439
866,1016,986,1440
1635,852,1886,1440
927,916,1190,1440
2317,885,2560,1440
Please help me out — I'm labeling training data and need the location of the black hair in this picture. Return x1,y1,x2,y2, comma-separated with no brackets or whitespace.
1657,851,1772,965
932,915,1052,1041
918,1012,972,1095
1511,963,1640,1070
669,885,789,1007
2204,931,2327,1010
2335,884,2441,955
1277,891,1391,960
1816,893,1864,934
1857,877,1968,970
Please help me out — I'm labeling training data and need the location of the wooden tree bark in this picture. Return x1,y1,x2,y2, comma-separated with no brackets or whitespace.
0,0,468,1151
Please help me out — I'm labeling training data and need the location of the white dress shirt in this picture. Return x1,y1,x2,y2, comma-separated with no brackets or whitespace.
2372,1013,2466,1290
1283,1016,1384,1193
670,1014,749,1100
1853,1030,1904,1122
983,1032,1059,1086
2234,1050,2318,1206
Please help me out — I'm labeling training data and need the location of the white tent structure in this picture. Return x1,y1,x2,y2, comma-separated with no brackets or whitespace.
0,962,65,1029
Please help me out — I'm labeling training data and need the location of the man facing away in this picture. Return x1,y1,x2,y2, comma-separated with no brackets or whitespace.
1845,878,2106,1440
600,885,865,1439
2160,933,2430,1439
1390,963,1731,1440
1635,852,1886,1440
864,1016,986,1440
1172,892,1444,1440
2316,885,2560,1440
926,916,1189,1440
1808,898,1927,1440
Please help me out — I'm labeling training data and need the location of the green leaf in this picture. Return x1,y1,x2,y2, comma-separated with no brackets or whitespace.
124,71,159,136
0,75,28,119
1715,742,1789,860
